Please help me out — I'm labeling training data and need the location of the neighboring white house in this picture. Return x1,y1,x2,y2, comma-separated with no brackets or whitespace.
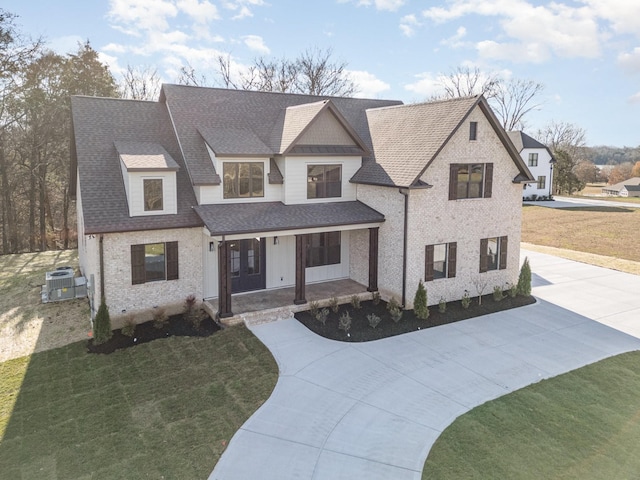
70,86,533,321
602,177,640,197
508,131,555,200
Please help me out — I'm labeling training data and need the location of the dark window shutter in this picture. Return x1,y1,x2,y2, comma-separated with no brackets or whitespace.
131,244,145,285
449,164,458,200
448,242,457,278
499,236,508,270
479,238,488,273
484,163,493,198
425,244,434,282
470,122,477,140
166,241,179,280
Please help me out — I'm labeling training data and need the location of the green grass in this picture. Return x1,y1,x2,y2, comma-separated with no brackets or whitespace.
0,326,278,479
423,351,640,479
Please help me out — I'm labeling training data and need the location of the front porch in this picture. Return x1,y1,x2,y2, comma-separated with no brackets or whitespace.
204,279,371,326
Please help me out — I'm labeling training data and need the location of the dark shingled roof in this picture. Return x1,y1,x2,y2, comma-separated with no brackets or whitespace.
194,201,384,236
507,130,548,151
160,84,402,185
71,96,202,234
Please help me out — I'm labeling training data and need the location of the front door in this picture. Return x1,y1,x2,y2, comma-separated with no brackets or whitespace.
230,238,266,293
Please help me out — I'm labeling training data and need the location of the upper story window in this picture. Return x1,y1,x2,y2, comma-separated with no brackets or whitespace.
143,178,163,211
307,165,342,199
449,163,493,200
223,162,264,199
469,122,478,141
528,153,538,167
479,236,508,273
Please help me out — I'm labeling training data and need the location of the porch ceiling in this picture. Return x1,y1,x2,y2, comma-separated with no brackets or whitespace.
194,200,384,236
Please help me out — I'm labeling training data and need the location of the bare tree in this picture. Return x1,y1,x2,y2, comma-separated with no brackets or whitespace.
492,78,544,131
177,61,211,87
120,64,161,100
294,48,356,96
436,66,500,100
536,121,587,158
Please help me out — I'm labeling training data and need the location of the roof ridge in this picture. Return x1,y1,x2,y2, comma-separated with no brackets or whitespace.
367,95,479,112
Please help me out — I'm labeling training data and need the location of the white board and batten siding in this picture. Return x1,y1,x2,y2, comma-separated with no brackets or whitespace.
124,170,178,216
283,156,360,205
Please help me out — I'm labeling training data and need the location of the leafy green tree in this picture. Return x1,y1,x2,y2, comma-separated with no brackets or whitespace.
553,150,585,195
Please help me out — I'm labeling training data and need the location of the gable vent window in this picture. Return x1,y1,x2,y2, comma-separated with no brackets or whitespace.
469,121,478,141
143,179,163,211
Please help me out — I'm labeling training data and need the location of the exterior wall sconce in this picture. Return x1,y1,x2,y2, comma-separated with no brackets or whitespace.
209,241,215,252
273,236,279,245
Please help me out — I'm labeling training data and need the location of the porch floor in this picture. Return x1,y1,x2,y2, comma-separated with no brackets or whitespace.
204,279,370,326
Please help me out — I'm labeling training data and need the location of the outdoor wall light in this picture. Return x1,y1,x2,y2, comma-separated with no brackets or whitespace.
273,236,279,245
209,241,215,252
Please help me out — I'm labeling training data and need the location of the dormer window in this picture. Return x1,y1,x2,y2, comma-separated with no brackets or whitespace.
307,164,342,199
223,162,264,199
144,179,164,211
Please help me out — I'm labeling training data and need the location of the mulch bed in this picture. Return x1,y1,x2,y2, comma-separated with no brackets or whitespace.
87,314,221,354
295,294,536,342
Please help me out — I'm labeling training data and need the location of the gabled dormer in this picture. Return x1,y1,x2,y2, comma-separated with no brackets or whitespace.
115,141,179,217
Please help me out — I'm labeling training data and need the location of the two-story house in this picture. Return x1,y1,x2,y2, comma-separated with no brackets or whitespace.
71,85,533,322
507,131,555,200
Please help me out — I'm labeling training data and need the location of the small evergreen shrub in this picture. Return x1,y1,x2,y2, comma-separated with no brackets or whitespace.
315,308,330,325
517,257,532,296
153,307,169,329
329,296,340,314
121,315,136,337
387,297,400,312
338,311,352,332
371,291,381,305
309,301,320,319
350,295,361,310
461,290,471,309
493,286,505,302
413,280,429,320
390,307,403,323
438,297,447,314
367,313,381,329
93,298,112,345
507,282,518,298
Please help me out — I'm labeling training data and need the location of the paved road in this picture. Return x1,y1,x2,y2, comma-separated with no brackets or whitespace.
525,195,640,209
209,250,640,480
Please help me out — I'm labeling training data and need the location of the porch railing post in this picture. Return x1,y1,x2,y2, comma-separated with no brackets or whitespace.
368,227,379,292
218,240,233,318
294,234,307,304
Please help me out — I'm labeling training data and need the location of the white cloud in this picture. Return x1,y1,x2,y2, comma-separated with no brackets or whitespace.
403,72,443,97
629,91,640,104
243,35,270,54
232,6,253,20
618,47,640,73
177,0,220,22
441,26,467,48
346,70,390,98
223,0,265,19
399,14,420,37
580,0,640,37
341,0,405,12
107,0,178,33
102,42,127,53
48,35,84,55
97,52,125,77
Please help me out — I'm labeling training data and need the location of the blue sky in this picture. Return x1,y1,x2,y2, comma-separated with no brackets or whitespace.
4,0,640,147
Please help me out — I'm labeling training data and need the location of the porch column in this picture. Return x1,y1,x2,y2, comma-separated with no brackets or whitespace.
294,234,307,305
217,240,233,318
368,227,379,292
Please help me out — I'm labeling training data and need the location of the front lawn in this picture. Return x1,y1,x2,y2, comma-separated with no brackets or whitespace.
423,350,640,479
0,325,278,479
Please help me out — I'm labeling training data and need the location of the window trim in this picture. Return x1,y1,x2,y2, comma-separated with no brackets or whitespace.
425,242,457,282
479,236,508,273
537,175,546,189
223,161,265,199
449,163,493,200
131,241,179,285
307,164,342,199
143,178,164,212
528,153,539,167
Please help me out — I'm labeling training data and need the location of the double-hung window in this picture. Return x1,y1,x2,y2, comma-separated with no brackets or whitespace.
528,153,538,167
307,164,342,199
131,242,179,284
479,236,508,272
449,163,493,200
425,242,457,281
537,176,546,189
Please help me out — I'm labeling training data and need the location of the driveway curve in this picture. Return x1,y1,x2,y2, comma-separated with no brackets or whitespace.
209,250,640,480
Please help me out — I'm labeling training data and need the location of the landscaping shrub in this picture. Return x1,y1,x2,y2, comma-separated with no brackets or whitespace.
508,282,518,298
329,296,340,314
153,307,169,329
493,285,505,302
387,297,403,323
367,313,381,329
338,311,352,332
461,290,471,309
316,308,329,325
350,295,361,309
309,300,320,319
183,294,203,329
93,298,112,345
517,257,532,296
413,280,429,320
438,297,447,314
121,315,136,337
371,291,381,305
387,296,400,312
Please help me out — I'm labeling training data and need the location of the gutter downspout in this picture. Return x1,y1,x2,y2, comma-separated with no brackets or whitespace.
399,188,409,308
99,234,105,301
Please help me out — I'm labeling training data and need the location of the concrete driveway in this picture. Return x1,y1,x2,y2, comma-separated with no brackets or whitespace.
209,250,640,480
525,195,640,209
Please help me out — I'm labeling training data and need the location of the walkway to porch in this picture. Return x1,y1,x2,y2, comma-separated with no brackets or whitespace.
204,279,370,326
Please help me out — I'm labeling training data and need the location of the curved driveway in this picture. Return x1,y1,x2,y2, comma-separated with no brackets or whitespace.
210,250,640,480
